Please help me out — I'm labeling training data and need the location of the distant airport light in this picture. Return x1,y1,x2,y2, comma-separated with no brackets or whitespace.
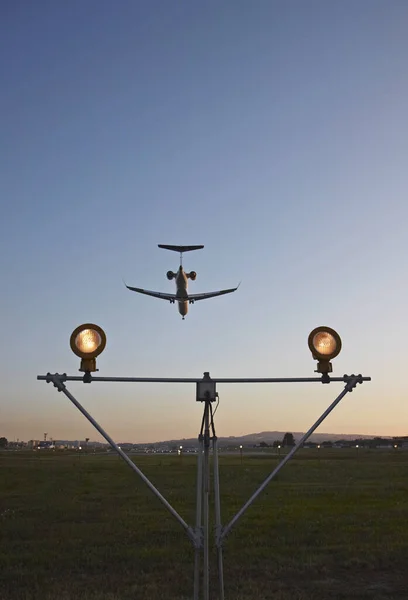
70,324,106,373
308,326,342,378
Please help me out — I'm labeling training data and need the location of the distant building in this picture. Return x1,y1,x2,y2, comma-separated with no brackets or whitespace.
37,441,54,450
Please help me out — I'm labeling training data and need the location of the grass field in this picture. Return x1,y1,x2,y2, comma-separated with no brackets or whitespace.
1,449,408,600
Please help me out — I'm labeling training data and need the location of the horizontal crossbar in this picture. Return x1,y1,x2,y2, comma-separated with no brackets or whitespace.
37,373,371,384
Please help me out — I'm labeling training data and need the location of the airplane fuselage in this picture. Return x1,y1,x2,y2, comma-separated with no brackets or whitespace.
175,266,188,318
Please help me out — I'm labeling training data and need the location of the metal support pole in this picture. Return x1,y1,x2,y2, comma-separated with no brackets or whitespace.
50,376,196,545
194,435,204,600
213,436,225,600
221,378,357,541
203,400,210,600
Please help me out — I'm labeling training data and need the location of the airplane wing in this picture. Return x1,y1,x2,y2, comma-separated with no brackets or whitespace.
125,284,176,302
188,286,239,303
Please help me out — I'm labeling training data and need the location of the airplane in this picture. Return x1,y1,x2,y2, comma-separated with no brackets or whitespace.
125,244,239,319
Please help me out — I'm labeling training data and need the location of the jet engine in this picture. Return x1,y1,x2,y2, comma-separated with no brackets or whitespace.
167,271,176,280
187,271,197,280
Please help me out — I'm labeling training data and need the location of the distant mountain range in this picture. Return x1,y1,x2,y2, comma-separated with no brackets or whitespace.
149,431,380,447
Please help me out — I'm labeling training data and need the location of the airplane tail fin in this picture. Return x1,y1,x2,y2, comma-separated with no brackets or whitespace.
158,244,204,253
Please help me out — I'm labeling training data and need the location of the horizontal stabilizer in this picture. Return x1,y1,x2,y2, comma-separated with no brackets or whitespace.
158,244,204,253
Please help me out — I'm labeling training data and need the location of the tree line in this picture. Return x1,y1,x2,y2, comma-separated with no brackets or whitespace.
259,432,295,448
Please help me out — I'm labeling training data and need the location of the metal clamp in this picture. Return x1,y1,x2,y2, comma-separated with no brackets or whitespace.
344,374,363,392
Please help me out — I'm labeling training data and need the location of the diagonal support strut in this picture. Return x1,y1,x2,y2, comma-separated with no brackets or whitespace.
49,375,197,546
220,376,362,542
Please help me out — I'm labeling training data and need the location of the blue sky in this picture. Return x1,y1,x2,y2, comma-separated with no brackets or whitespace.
1,1,408,443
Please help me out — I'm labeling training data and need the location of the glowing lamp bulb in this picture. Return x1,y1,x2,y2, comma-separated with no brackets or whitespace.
312,331,337,356
75,329,102,354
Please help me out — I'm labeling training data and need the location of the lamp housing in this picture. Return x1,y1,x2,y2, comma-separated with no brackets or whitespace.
70,324,106,373
308,326,342,375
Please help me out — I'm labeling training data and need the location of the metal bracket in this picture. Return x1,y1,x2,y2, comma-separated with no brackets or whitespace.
45,372,67,389
196,372,217,402
344,374,363,391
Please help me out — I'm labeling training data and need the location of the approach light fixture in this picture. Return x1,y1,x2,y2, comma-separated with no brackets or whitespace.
70,323,106,374
308,326,342,380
